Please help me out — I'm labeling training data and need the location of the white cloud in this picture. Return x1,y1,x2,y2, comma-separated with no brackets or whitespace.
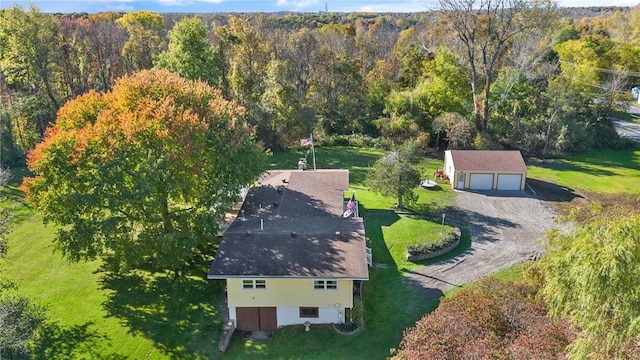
359,2,436,12
157,0,189,6
327,0,439,13
276,0,321,10
557,0,638,5
331,0,637,13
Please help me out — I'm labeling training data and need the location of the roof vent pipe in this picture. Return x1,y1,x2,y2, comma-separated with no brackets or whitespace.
335,231,341,240
240,209,246,221
291,232,297,238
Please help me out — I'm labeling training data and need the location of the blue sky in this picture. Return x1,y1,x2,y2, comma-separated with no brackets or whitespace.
2,0,638,13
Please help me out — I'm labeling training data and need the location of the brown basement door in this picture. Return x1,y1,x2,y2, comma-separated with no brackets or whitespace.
236,307,277,331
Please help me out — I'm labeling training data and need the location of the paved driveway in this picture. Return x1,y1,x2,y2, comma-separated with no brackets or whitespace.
405,190,563,298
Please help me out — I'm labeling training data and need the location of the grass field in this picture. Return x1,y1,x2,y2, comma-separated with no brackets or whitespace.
5,146,634,358
527,149,640,194
1,146,453,359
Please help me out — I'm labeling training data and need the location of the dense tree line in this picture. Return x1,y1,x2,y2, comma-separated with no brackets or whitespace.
2,4,640,167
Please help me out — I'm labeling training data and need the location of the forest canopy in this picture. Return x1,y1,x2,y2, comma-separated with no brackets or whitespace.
1,4,639,167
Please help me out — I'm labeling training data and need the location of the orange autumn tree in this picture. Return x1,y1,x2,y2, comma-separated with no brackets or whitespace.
22,69,266,272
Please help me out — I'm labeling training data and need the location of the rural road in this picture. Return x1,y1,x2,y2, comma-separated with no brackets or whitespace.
405,191,563,298
613,104,640,142
613,119,640,142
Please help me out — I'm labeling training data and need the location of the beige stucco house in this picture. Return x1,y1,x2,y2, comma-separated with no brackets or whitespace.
208,169,369,331
444,150,527,191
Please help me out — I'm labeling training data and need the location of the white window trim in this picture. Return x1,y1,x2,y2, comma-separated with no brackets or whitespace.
313,280,338,290
242,279,267,289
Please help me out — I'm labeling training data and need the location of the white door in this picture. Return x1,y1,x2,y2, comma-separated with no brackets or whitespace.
457,173,465,189
497,174,522,190
469,174,494,190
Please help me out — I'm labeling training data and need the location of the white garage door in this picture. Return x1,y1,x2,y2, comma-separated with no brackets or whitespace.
497,174,522,190
469,174,494,190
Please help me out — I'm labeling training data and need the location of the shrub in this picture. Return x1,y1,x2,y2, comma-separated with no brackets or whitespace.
320,134,391,149
392,279,575,360
407,231,459,256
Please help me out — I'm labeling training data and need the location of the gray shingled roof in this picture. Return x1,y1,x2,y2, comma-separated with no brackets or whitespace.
208,169,369,279
449,150,527,172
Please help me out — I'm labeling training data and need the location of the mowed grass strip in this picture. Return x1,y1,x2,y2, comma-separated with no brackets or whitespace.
2,212,164,358
373,213,457,272
527,149,640,194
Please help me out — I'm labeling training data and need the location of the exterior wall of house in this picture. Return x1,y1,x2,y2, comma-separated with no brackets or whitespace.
227,306,345,327
276,306,344,326
450,170,526,190
226,278,353,308
444,151,455,187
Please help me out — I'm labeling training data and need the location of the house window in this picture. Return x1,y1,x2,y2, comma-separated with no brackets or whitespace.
300,307,319,318
313,280,337,290
242,279,266,289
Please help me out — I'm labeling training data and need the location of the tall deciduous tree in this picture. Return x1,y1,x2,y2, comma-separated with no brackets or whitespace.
0,5,62,134
438,0,554,131
116,10,164,73
432,112,473,149
22,69,266,272
80,12,128,92
541,206,640,359
367,140,421,209
225,15,270,110
0,167,12,257
155,17,221,87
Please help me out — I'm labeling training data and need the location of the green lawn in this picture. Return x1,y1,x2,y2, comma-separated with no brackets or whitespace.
1,146,454,359
371,213,457,272
527,149,640,194
15,146,635,358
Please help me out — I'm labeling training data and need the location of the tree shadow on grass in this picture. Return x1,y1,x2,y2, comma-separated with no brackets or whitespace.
529,157,618,176
31,322,125,360
362,211,441,334
98,262,225,359
527,178,582,202
364,210,401,269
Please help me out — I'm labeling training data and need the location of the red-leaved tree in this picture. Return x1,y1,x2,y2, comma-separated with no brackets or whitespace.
392,278,575,359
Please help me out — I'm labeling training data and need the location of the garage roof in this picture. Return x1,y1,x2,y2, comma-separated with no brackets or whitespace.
449,150,527,172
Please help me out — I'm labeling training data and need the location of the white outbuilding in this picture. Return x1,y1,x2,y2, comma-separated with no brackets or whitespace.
444,150,527,191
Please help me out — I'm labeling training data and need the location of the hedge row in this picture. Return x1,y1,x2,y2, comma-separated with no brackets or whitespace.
407,231,459,256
